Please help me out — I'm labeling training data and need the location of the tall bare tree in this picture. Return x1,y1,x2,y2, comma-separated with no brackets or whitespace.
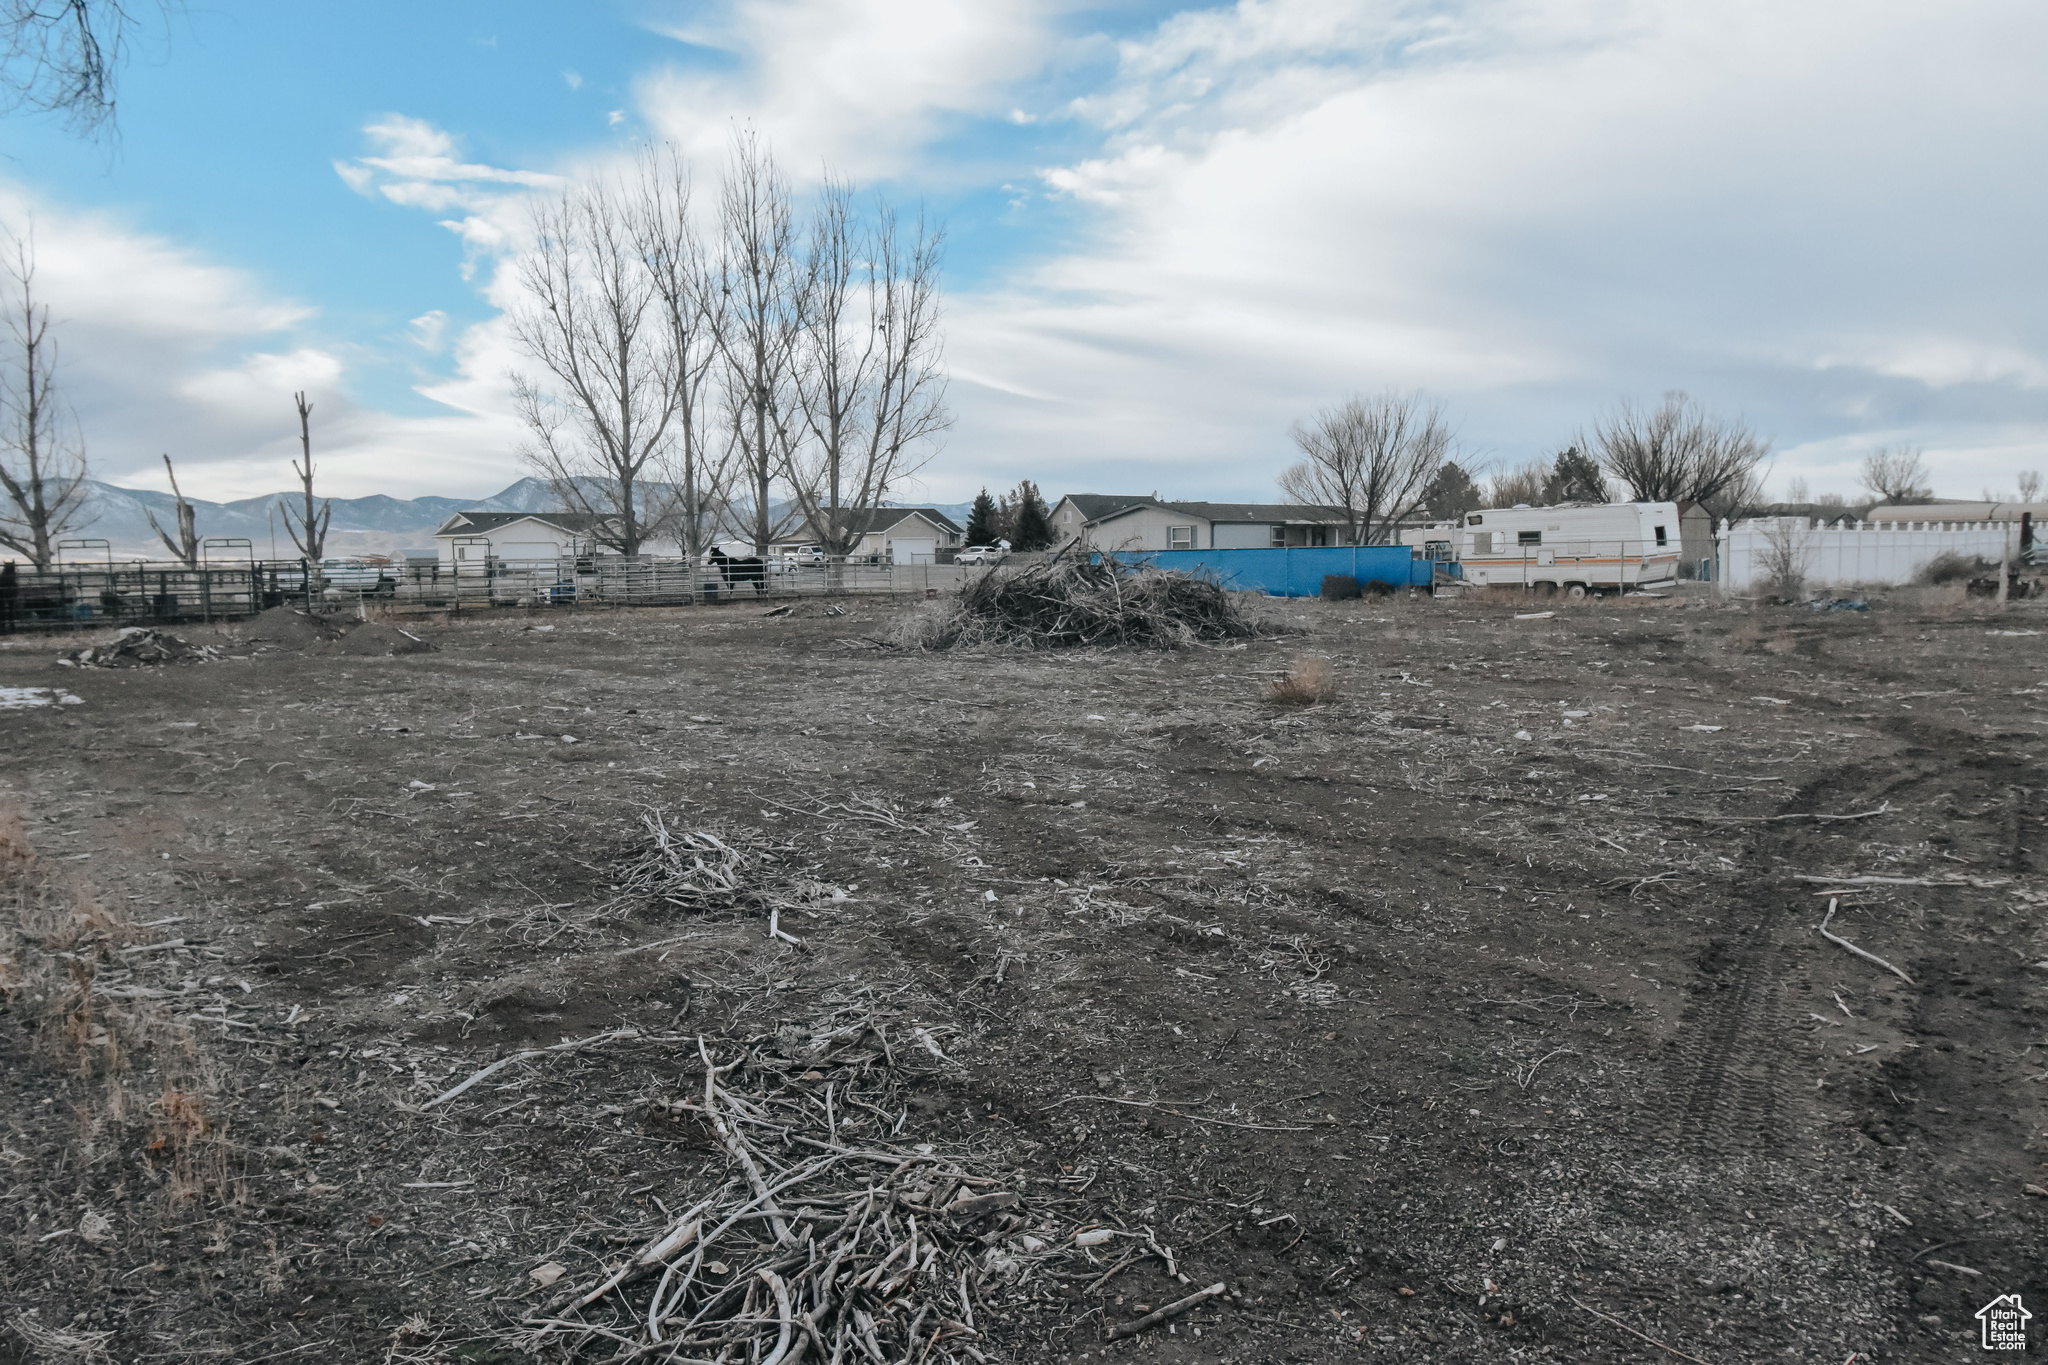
0,230,88,569
512,176,686,559
2,0,172,136
782,184,951,557
279,390,330,562
1589,392,1768,509
145,452,197,566
1858,445,1931,504
714,128,802,557
1487,460,1550,508
632,143,734,561
1278,391,1451,545
2018,470,2041,503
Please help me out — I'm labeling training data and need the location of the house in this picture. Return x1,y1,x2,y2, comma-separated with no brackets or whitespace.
769,507,963,564
1049,495,1355,552
432,511,616,570
1862,499,2048,526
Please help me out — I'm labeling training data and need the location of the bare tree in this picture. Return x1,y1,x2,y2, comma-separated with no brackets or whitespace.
145,451,196,566
2019,470,2042,504
714,128,802,556
0,230,88,569
632,144,733,561
1,0,172,136
1487,460,1550,508
511,176,687,559
1278,392,1451,545
1858,445,1931,504
279,390,330,562
783,182,950,558
1589,392,1769,508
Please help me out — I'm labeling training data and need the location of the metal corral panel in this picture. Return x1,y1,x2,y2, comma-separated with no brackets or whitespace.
1104,546,1446,597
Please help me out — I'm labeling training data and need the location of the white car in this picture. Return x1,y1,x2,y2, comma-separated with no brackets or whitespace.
956,545,1008,565
778,545,827,566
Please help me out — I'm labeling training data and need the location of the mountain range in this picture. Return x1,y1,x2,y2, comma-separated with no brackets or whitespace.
50,478,975,560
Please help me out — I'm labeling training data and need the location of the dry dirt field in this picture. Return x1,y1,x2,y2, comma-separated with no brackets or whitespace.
1,589,2044,1365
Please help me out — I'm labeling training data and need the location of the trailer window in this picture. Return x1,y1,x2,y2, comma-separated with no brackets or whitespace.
1654,524,1668,546
1517,531,1542,546
1467,515,1483,525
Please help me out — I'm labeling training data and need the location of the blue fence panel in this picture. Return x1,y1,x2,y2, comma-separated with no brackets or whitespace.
1101,546,1450,597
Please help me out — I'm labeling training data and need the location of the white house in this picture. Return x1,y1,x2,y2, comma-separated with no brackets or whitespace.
432,511,616,571
769,507,963,563
1049,495,1355,551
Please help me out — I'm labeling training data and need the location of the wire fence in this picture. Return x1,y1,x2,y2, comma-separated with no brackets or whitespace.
0,556,990,632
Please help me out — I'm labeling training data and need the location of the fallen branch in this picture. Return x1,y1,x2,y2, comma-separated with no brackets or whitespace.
1569,1296,1715,1365
421,1028,640,1110
1679,802,1891,826
1819,900,1915,985
1105,1282,1227,1342
1792,873,2008,888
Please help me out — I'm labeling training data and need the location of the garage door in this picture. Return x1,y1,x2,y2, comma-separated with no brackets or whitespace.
889,538,937,564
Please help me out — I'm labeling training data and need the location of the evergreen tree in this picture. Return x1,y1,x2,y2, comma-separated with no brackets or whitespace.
1544,445,1609,503
1421,461,1483,519
1009,480,1054,550
964,487,1001,545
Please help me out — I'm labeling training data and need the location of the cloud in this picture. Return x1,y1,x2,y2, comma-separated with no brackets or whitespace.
408,310,448,352
563,68,583,91
923,0,2048,503
635,0,1059,181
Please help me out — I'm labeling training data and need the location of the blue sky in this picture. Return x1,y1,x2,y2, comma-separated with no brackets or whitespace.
4,0,2045,505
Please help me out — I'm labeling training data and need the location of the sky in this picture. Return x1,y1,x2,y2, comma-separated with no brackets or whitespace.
2,0,2045,507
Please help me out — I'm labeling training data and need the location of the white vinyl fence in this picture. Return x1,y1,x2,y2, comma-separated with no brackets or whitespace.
1718,517,2021,592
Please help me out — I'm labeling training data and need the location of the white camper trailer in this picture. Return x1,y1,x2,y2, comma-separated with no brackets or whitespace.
1454,502,1681,597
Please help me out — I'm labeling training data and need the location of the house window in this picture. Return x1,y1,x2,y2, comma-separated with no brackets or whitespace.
1310,527,1330,547
1168,525,1193,550
1654,524,1668,546
1269,526,1286,548
1517,531,1543,546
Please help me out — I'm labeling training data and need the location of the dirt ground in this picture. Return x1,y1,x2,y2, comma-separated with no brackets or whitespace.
1,588,2044,1364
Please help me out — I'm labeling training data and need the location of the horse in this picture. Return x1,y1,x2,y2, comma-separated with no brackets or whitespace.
707,546,768,595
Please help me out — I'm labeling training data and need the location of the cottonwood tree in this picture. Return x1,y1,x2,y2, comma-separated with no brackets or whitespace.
1589,392,1768,509
783,182,950,559
714,129,802,557
1279,392,1451,545
1858,445,1931,505
512,175,685,558
1487,461,1550,508
145,452,197,566
633,143,734,560
279,390,330,562
0,231,88,569
2019,470,2042,503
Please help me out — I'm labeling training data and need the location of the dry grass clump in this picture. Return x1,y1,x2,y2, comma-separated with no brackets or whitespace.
910,558,1258,650
1267,655,1338,705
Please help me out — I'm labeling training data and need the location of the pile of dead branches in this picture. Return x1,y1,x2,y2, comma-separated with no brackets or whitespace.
56,627,218,668
616,811,790,913
913,558,1257,650
524,1039,1046,1364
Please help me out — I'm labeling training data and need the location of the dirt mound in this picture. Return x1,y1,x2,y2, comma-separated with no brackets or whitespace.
56,627,217,668
912,557,1258,649
208,607,435,656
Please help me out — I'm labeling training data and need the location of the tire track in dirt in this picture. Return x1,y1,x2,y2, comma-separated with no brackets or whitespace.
1660,754,1950,1164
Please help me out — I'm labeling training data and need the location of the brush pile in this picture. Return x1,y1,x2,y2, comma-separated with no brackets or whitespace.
56,627,217,668
525,1038,1069,1364
615,810,794,913
915,558,1257,650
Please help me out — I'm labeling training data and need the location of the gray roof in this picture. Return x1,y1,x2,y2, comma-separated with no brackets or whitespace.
1058,494,1349,526
433,510,614,537
1056,494,1166,521
1164,501,1348,524
783,506,963,541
